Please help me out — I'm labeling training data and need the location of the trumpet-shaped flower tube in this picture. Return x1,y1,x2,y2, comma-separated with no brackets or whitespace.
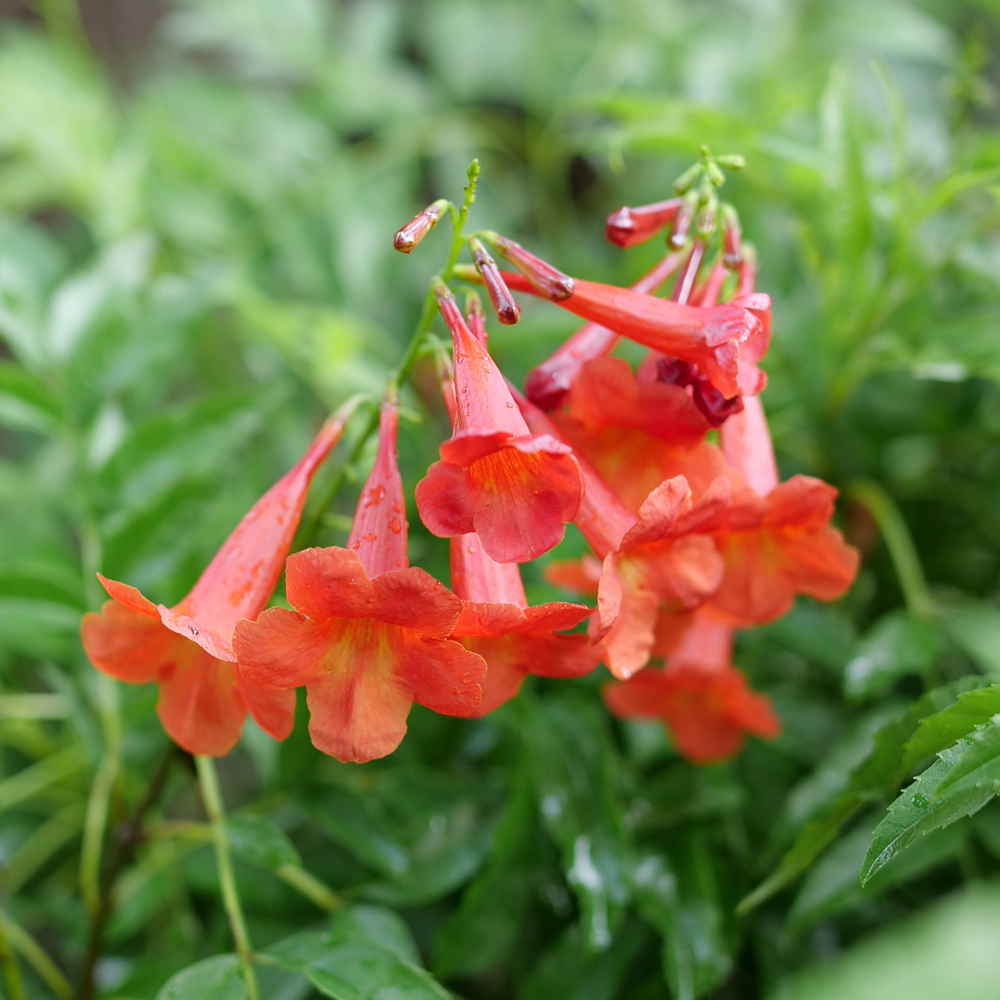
705,395,859,626
604,198,685,248
450,533,599,715
81,403,357,756
603,610,780,763
415,281,582,563
523,250,686,409
235,396,486,763
481,257,770,398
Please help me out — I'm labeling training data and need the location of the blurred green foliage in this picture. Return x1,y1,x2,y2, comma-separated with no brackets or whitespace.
3,0,1000,997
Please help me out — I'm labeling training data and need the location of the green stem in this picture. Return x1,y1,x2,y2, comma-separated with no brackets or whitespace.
0,909,70,1000
847,479,934,617
80,673,121,915
0,907,25,1000
195,756,260,1000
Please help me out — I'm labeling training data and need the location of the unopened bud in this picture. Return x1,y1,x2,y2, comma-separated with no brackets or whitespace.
669,196,697,249
469,237,520,325
716,154,746,171
721,204,742,269
706,161,726,187
696,198,717,237
465,291,488,345
673,162,702,195
481,231,575,301
393,198,449,253
604,198,684,248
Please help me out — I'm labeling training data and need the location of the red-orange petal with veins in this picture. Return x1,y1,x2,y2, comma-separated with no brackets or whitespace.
396,634,485,716
544,556,603,596
284,547,378,622
304,621,415,763
234,607,333,689
418,443,582,564
81,599,181,686
156,650,248,757
240,680,297,741
461,630,600,716
370,568,463,637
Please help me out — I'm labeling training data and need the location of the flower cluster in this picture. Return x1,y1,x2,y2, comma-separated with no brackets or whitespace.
81,154,858,765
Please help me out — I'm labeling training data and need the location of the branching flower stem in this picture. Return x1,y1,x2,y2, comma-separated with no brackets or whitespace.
301,160,480,548
195,755,260,1000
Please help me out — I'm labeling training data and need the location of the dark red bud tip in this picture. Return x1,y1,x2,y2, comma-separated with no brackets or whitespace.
656,357,696,387
692,381,744,427
524,365,572,410
393,198,448,253
605,198,684,249
481,231,575,302
469,237,521,325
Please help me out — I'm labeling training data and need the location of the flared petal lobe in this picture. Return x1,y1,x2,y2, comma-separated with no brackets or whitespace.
234,548,485,763
603,610,780,764
415,284,582,563
603,664,779,763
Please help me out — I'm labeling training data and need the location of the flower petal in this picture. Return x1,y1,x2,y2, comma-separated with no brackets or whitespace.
782,525,860,602
304,638,414,763
416,461,477,538
371,568,463,637
234,607,335,689
157,650,247,757
82,598,187,685
397,636,485,716
241,680,296,742
284,547,377,621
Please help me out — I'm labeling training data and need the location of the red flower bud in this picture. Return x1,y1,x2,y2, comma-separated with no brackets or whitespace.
469,237,520,325
669,197,696,248
524,250,685,409
392,198,449,253
480,231,575,301
604,198,684,248
721,204,742,268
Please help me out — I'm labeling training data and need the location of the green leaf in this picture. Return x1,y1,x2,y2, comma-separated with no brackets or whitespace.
156,955,247,1000
941,602,1000,678
0,360,59,432
227,814,300,871
306,772,495,907
526,696,631,951
264,904,450,1000
789,821,962,929
862,718,1000,883
902,686,1000,773
632,846,733,1000
780,885,1000,1000
844,610,939,699
738,678,987,913
433,760,548,979
519,920,650,1000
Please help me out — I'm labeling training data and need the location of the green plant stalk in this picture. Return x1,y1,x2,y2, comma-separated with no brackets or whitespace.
847,479,934,617
81,673,122,915
276,864,341,911
303,160,481,547
0,906,25,1000
195,756,260,1000
0,909,71,1000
